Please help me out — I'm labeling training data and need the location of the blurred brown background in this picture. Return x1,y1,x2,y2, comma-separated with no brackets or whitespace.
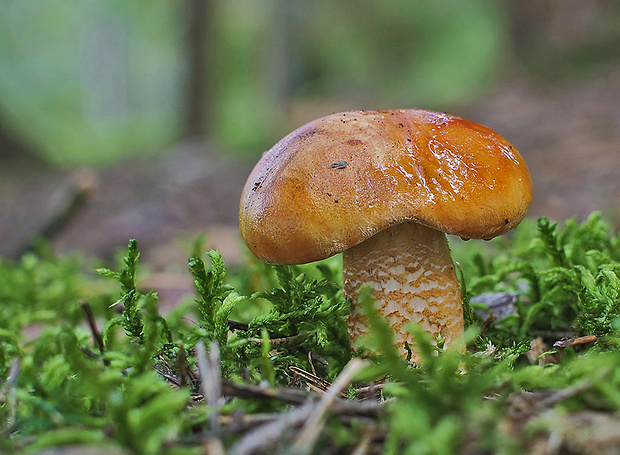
1,0,619,270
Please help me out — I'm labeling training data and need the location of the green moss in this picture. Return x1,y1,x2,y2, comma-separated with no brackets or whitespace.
1,213,620,453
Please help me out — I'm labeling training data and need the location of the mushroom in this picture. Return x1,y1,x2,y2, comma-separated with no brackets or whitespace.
239,109,532,362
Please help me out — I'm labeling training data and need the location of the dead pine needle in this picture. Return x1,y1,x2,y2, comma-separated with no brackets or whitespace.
289,365,341,396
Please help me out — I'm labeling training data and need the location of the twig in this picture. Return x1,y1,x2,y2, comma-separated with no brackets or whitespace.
228,401,316,455
80,346,101,360
196,341,222,433
289,365,347,397
195,342,226,454
221,380,311,405
227,361,381,455
351,429,374,455
203,438,226,455
537,378,594,410
247,331,312,345
17,169,96,258
553,335,598,349
219,412,279,431
305,350,329,377
228,320,249,331
219,398,384,436
177,344,188,388
308,351,329,366
6,358,20,430
80,300,104,355
356,380,387,401
221,379,385,417
308,351,317,377
292,358,368,454
479,312,498,339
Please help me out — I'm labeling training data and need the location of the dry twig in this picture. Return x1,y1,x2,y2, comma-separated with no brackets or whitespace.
80,300,105,355
553,335,598,349
292,358,368,454
228,359,376,455
196,342,221,427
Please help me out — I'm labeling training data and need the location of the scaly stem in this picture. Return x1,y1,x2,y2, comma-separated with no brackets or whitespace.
343,222,464,362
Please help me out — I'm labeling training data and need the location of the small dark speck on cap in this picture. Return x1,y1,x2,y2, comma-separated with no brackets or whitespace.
330,161,348,169
505,219,510,224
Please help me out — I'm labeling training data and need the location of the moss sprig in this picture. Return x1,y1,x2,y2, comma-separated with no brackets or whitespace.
188,250,241,347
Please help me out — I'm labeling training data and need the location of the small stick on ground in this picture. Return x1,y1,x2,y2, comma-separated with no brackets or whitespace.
247,331,312,345
221,380,312,406
351,429,374,455
537,378,594,410
39,169,96,242
220,380,385,416
308,350,329,366
228,320,249,331
479,312,498,339
196,341,226,453
197,342,222,430
292,358,368,454
5,357,20,432
228,360,379,455
80,300,104,355
308,350,317,376
177,343,188,388
80,346,101,360
553,335,598,349
229,401,316,455
289,366,344,396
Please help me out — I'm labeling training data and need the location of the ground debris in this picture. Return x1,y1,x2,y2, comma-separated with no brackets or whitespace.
553,335,598,350
526,337,560,366
471,291,518,320
526,411,620,455
156,352,387,454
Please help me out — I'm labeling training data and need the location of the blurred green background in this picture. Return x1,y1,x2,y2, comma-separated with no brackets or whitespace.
1,0,619,264
2,0,617,166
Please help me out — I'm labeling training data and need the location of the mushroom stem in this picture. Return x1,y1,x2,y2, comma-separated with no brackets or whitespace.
343,222,464,362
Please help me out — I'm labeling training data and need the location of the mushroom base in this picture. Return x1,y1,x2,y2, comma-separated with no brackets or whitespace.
343,222,464,362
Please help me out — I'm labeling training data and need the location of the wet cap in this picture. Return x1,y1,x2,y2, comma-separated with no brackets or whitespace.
239,109,532,264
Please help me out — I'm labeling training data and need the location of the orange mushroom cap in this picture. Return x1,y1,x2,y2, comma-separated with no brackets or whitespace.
239,109,532,264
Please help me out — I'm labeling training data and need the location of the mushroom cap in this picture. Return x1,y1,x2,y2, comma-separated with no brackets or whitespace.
239,109,532,264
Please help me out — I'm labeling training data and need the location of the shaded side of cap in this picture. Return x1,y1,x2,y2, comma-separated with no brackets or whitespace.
239,109,533,264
